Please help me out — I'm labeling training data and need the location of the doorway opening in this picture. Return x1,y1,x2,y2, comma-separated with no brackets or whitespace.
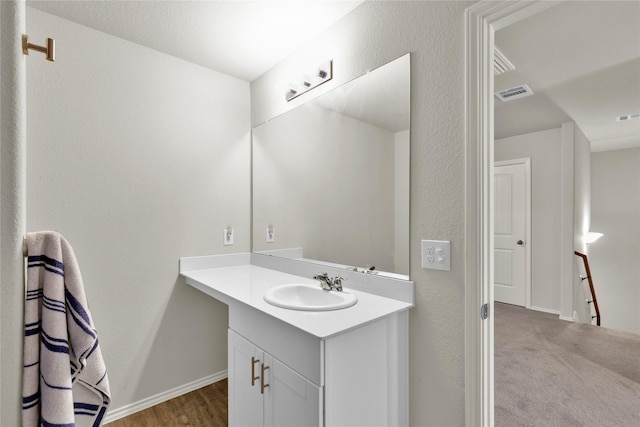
464,1,560,425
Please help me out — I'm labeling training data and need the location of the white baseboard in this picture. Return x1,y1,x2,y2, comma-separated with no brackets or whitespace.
530,305,574,322
103,370,227,424
529,305,561,316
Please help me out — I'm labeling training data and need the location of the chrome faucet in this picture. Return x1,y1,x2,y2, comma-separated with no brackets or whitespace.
313,273,333,290
313,273,345,292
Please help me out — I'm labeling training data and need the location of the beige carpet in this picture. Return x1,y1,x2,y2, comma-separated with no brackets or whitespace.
495,303,640,426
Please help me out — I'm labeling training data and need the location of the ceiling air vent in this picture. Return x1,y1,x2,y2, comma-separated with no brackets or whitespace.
616,113,640,122
495,84,534,102
494,48,515,76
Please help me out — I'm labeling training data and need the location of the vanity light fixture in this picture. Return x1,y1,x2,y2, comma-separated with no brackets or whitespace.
286,60,333,102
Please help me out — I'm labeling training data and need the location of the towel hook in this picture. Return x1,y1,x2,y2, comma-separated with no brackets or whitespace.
22,34,55,62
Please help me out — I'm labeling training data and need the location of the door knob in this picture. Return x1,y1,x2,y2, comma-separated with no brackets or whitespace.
517,240,524,246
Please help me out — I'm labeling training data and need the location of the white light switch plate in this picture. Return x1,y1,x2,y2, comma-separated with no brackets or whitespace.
421,240,450,271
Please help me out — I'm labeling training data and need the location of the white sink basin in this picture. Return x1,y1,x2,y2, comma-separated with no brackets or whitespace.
264,283,357,311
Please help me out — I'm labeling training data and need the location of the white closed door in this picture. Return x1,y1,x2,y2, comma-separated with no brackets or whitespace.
494,161,528,306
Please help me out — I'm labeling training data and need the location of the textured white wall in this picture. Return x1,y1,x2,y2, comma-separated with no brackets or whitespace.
573,124,592,323
25,8,250,411
495,128,563,312
590,147,640,334
574,126,591,252
252,2,473,425
1,2,27,425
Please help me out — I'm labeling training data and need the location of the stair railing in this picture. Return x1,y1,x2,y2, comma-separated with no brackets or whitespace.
574,251,601,326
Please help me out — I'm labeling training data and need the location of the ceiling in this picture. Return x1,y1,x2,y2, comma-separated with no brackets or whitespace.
27,1,640,152
27,0,363,82
495,1,640,152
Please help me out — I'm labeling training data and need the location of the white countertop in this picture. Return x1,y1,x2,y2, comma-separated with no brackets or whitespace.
181,263,413,339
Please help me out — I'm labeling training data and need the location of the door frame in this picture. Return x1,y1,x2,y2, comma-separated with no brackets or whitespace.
464,1,561,425
494,158,532,309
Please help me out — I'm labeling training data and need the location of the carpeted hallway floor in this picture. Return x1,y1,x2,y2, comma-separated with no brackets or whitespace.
495,302,640,426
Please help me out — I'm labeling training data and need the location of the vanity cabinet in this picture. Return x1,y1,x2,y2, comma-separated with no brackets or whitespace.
228,329,321,427
227,301,408,427
179,259,412,427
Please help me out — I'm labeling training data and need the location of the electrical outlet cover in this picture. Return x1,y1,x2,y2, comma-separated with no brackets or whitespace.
223,228,234,246
421,239,450,271
266,227,275,243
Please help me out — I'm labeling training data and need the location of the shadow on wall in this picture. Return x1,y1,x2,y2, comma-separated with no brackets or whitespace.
130,278,229,409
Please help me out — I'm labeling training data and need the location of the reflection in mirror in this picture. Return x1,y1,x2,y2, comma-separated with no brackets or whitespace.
252,54,410,279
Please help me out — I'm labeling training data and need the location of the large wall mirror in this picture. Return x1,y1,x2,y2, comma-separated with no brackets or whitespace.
252,54,410,279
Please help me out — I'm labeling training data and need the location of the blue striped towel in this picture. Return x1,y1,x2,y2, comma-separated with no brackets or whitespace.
23,231,111,427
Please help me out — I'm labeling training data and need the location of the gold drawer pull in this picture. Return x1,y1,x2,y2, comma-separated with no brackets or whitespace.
251,357,260,386
260,363,270,394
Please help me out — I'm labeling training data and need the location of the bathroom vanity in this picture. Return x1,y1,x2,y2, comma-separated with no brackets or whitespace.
180,253,414,427
181,53,413,426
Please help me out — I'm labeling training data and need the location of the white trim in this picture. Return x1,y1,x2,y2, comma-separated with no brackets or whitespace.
465,2,562,426
465,4,495,425
560,122,576,321
529,306,561,316
559,314,576,322
494,157,532,309
103,371,228,424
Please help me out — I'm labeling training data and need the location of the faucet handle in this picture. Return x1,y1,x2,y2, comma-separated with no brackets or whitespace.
332,276,346,291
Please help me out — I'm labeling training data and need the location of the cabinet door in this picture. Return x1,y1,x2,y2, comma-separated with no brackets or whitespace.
263,353,322,427
229,330,264,427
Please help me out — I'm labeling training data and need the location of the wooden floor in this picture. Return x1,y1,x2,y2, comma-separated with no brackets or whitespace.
106,379,228,427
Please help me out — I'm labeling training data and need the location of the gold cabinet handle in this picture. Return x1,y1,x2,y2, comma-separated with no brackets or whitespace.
251,357,260,386
260,363,270,394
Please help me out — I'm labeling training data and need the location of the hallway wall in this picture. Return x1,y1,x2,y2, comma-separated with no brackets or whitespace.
495,128,563,312
590,147,640,334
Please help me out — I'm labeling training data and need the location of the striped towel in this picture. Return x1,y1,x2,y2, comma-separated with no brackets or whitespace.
23,231,111,427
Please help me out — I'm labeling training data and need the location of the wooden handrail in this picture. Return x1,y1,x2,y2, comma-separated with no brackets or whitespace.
575,251,601,326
